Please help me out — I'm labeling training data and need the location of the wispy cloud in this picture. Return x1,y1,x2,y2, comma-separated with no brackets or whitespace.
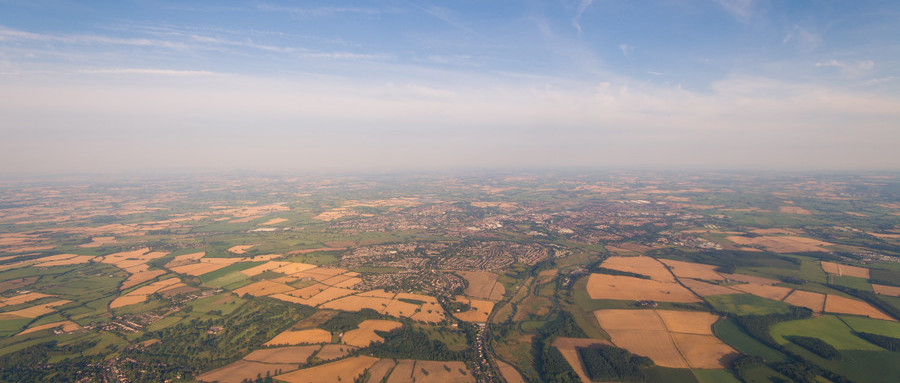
816,59,875,77
783,25,822,52
619,43,632,57
406,2,480,36
572,0,594,34
256,4,383,18
714,0,756,21
79,68,218,76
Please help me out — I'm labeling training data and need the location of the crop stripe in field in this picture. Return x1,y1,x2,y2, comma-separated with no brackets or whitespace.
652,309,692,368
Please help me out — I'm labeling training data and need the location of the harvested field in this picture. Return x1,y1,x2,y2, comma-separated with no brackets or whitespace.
452,296,494,323
198,360,298,383
17,320,81,336
552,337,613,383
159,285,198,297
585,274,700,303
260,218,288,225
825,295,894,321
0,277,37,292
411,360,474,383
287,283,329,299
730,283,792,301
333,277,362,289
656,310,719,334
671,333,738,369
303,287,359,306
227,245,256,254
382,299,420,318
342,319,402,347
109,295,148,309
779,206,812,215
276,355,379,383
873,284,900,297
120,270,166,290
321,274,353,286
365,359,396,383
358,289,397,299
594,309,735,369
783,290,826,312
264,328,332,346
313,344,357,361
168,262,230,276
453,270,503,300
821,261,870,278
659,259,724,281
600,256,674,282
37,255,95,266
275,263,318,275
321,295,394,312
288,247,347,255
0,292,54,307
233,280,294,297
496,360,526,383
240,261,291,276
387,359,415,383
537,269,558,284
726,235,831,253
680,278,741,296
410,306,446,323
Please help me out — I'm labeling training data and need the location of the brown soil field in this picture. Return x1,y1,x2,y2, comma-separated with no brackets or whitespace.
264,328,333,346
594,309,667,332
386,359,416,383
671,333,738,369
873,284,900,297
303,287,359,306
721,273,780,286
120,270,166,290
0,277,37,293
496,359,526,383
820,261,870,278
825,295,894,321
783,290,826,312
168,262,230,276
17,320,81,336
451,296,494,322
731,283,793,301
287,283,329,299
659,259,724,281
537,269,558,284
233,280,295,297
198,360,299,383
159,285,198,298
342,319,402,347
411,360,474,383
552,337,613,383
656,310,719,335
586,274,700,303
275,263,319,275
779,206,813,215
726,235,831,253
227,245,256,254
365,359,396,383
680,278,741,296
109,295,149,309
240,261,291,276
453,270,501,300
600,256,675,282
313,344,357,361
276,355,379,383
260,218,289,225
0,292,54,307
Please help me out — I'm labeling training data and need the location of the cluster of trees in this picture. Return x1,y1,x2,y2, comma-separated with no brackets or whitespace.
120,297,314,380
578,345,652,382
532,311,586,382
593,267,650,280
0,340,103,382
787,336,840,360
319,308,383,333
367,327,473,361
732,306,813,348
854,332,900,352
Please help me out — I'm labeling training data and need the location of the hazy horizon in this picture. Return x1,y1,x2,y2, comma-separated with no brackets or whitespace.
2,1,899,175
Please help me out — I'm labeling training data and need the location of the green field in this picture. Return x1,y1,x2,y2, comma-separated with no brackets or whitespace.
713,318,785,362
705,294,792,316
770,315,883,350
693,369,740,383
199,261,263,282
839,315,900,338
832,275,874,291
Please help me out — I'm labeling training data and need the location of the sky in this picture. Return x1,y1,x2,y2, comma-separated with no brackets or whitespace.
1,0,898,175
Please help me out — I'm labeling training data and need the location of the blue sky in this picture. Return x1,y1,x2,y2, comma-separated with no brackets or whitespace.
1,0,898,174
